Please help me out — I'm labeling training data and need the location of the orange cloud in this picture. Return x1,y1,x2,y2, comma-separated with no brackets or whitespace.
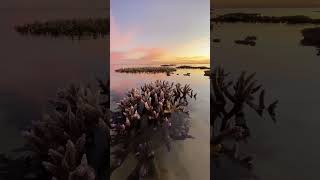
131,48,167,61
175,56,210,64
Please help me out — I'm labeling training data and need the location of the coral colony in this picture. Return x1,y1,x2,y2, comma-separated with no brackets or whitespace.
0,80,197,180
211,67,278,170
22,80,110,180
111,80,197,178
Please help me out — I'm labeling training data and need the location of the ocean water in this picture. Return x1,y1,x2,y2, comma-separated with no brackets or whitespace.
213,8,320,180
110,64,210,180
0,8,108,152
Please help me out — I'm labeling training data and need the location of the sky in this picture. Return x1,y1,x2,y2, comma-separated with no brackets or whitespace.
212,0,320,8
110,0,210,64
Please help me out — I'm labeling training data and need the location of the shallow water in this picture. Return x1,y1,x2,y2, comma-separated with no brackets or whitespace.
0,9,107,153
213,8,320,180
110,64,210,180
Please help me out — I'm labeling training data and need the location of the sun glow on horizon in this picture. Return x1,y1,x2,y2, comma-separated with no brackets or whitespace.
111,0,210,65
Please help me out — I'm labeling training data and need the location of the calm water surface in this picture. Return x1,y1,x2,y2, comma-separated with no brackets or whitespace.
0,9,107,152
213,8,320,180
110,64,210,180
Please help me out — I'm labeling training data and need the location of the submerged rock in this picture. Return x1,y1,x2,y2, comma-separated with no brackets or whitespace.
204,70,210,76
235,40,256,46
213,38,221,43
301,27,320,55
245,36,257,41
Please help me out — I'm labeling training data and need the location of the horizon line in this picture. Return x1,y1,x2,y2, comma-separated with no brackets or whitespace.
211,6,320,9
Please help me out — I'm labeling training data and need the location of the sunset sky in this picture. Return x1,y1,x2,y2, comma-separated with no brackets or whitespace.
110,0,210,64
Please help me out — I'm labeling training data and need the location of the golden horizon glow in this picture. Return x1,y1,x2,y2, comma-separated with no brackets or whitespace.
111,0,209,65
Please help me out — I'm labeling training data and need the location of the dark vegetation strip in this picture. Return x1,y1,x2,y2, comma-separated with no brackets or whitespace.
115,67,177,73
212,13,320,24
176,65,210,69
15,18,109,38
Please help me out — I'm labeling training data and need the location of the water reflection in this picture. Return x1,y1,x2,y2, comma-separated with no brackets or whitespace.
213,8,320,180
110,63,210,180
0,9,107,152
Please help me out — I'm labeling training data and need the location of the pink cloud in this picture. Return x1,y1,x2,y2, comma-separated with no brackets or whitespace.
131,48,166,61
111,51,126,61
111,47,167,63
110,15,136,50
110,14,167,63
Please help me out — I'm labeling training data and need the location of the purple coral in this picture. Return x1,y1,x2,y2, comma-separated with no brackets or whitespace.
22,80,110,180
111,80,197,178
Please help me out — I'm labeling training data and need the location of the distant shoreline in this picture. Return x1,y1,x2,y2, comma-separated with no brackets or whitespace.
212,13,320,24
15,18,109,38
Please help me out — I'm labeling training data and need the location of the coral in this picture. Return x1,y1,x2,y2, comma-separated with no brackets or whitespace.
21,80,110,180
0,79,197,180
0,151,47,180
110,80,196,179
211,66,278,170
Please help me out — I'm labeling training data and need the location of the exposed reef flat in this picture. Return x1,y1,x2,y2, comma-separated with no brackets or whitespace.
115,67,177,73
301,27,320,55
15,18,109,38
212,13,320,24
115,65,210,74
176,65,210,69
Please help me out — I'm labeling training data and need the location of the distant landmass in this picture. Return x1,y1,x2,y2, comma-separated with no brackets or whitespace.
15,18,109,38
212,13,320,24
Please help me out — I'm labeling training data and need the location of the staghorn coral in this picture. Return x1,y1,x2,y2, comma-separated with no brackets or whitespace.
110,80,197,179
211,66,278,171
1,79,197,180
20,80,110,180
0,151,47,180
126,142,157,180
